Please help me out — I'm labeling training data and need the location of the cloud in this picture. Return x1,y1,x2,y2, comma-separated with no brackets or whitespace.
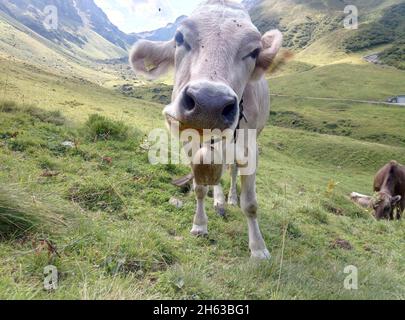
96,0,180,32
129,0,178,24
95,0,243,33
106,9,126,27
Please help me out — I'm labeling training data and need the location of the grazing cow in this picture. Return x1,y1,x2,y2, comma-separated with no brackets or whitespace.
351,160,405,220
130,0,283,259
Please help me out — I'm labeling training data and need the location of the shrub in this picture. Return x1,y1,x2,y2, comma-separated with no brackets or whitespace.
37,155,59,171
0,100,18,112
345,3,405,53
8,136,39,152
379,42,405,70
25,107,65,126
84,114,129,142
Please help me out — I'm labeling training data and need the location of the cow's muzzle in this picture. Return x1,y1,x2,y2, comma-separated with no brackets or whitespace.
166,81,239,132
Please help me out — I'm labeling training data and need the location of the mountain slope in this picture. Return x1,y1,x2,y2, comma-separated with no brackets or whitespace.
135,15,187,42
0,0,137,60
73,0,137,49
344,2,405,69
251,0,403,48
0,9,133,90
1,55,405,300
249,0,405,69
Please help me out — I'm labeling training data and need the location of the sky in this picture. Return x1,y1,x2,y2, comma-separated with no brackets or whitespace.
94,0,242,33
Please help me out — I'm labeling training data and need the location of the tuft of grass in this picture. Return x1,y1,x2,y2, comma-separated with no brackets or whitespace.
7,136,39,152
0,100,65,126
37,155,60,171
0,185,68,238
0,100,18,113
83,114,129,142
67,180,126,213
299,205,329,224
25,107,65,126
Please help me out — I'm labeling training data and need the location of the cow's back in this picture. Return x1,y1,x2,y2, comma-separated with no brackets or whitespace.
374,161,405,195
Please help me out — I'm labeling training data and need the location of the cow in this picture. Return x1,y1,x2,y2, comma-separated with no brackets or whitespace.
129,0,283,259
351,160,405,220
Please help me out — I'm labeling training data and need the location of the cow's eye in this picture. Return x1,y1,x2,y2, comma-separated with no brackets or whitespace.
244,48,261,60
175,32,191,51
250,48,260,59
175,32,184,46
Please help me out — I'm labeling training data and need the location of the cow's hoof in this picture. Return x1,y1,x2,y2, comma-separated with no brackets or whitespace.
190,224,208,236
251,249,271,260
228,196,239,207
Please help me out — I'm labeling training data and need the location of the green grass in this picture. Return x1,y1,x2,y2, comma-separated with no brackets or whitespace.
270,97,405,147
83,114,131,142
0,184,69,238
270,63,405,100
0,91,404,299
0,22,405,298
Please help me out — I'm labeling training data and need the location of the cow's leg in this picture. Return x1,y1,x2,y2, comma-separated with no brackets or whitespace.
228,164,239,206
398,200,404,220
240,173,270,260
191,183,209,236
213,185,226,217
390,209,395,220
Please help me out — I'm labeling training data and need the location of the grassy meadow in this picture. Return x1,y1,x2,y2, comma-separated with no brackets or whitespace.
0,43,405,300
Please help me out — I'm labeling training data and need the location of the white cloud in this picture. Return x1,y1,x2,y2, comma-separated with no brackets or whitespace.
106,9,126,27
130,0,178,25
95,0,243,33
95,0,180,32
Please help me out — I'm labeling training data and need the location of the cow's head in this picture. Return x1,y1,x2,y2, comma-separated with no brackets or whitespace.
372,192,401,220
350,192,401,220
129,0,283,133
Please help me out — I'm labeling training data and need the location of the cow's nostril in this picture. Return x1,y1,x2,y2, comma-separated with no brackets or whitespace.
183,90,196,112
222,101,237,123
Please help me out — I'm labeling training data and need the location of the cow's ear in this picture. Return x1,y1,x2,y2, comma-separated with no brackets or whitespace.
129,39,175,79
391,195,402,205
252,29,283,79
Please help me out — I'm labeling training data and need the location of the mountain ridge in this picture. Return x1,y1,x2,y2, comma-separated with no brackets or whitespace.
0,0,189,61
0,0,138,51
134,15,188,42
0,0,403,69
248,0,405,69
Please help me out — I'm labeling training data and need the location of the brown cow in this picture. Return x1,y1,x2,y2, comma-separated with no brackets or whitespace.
351,160,405,220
